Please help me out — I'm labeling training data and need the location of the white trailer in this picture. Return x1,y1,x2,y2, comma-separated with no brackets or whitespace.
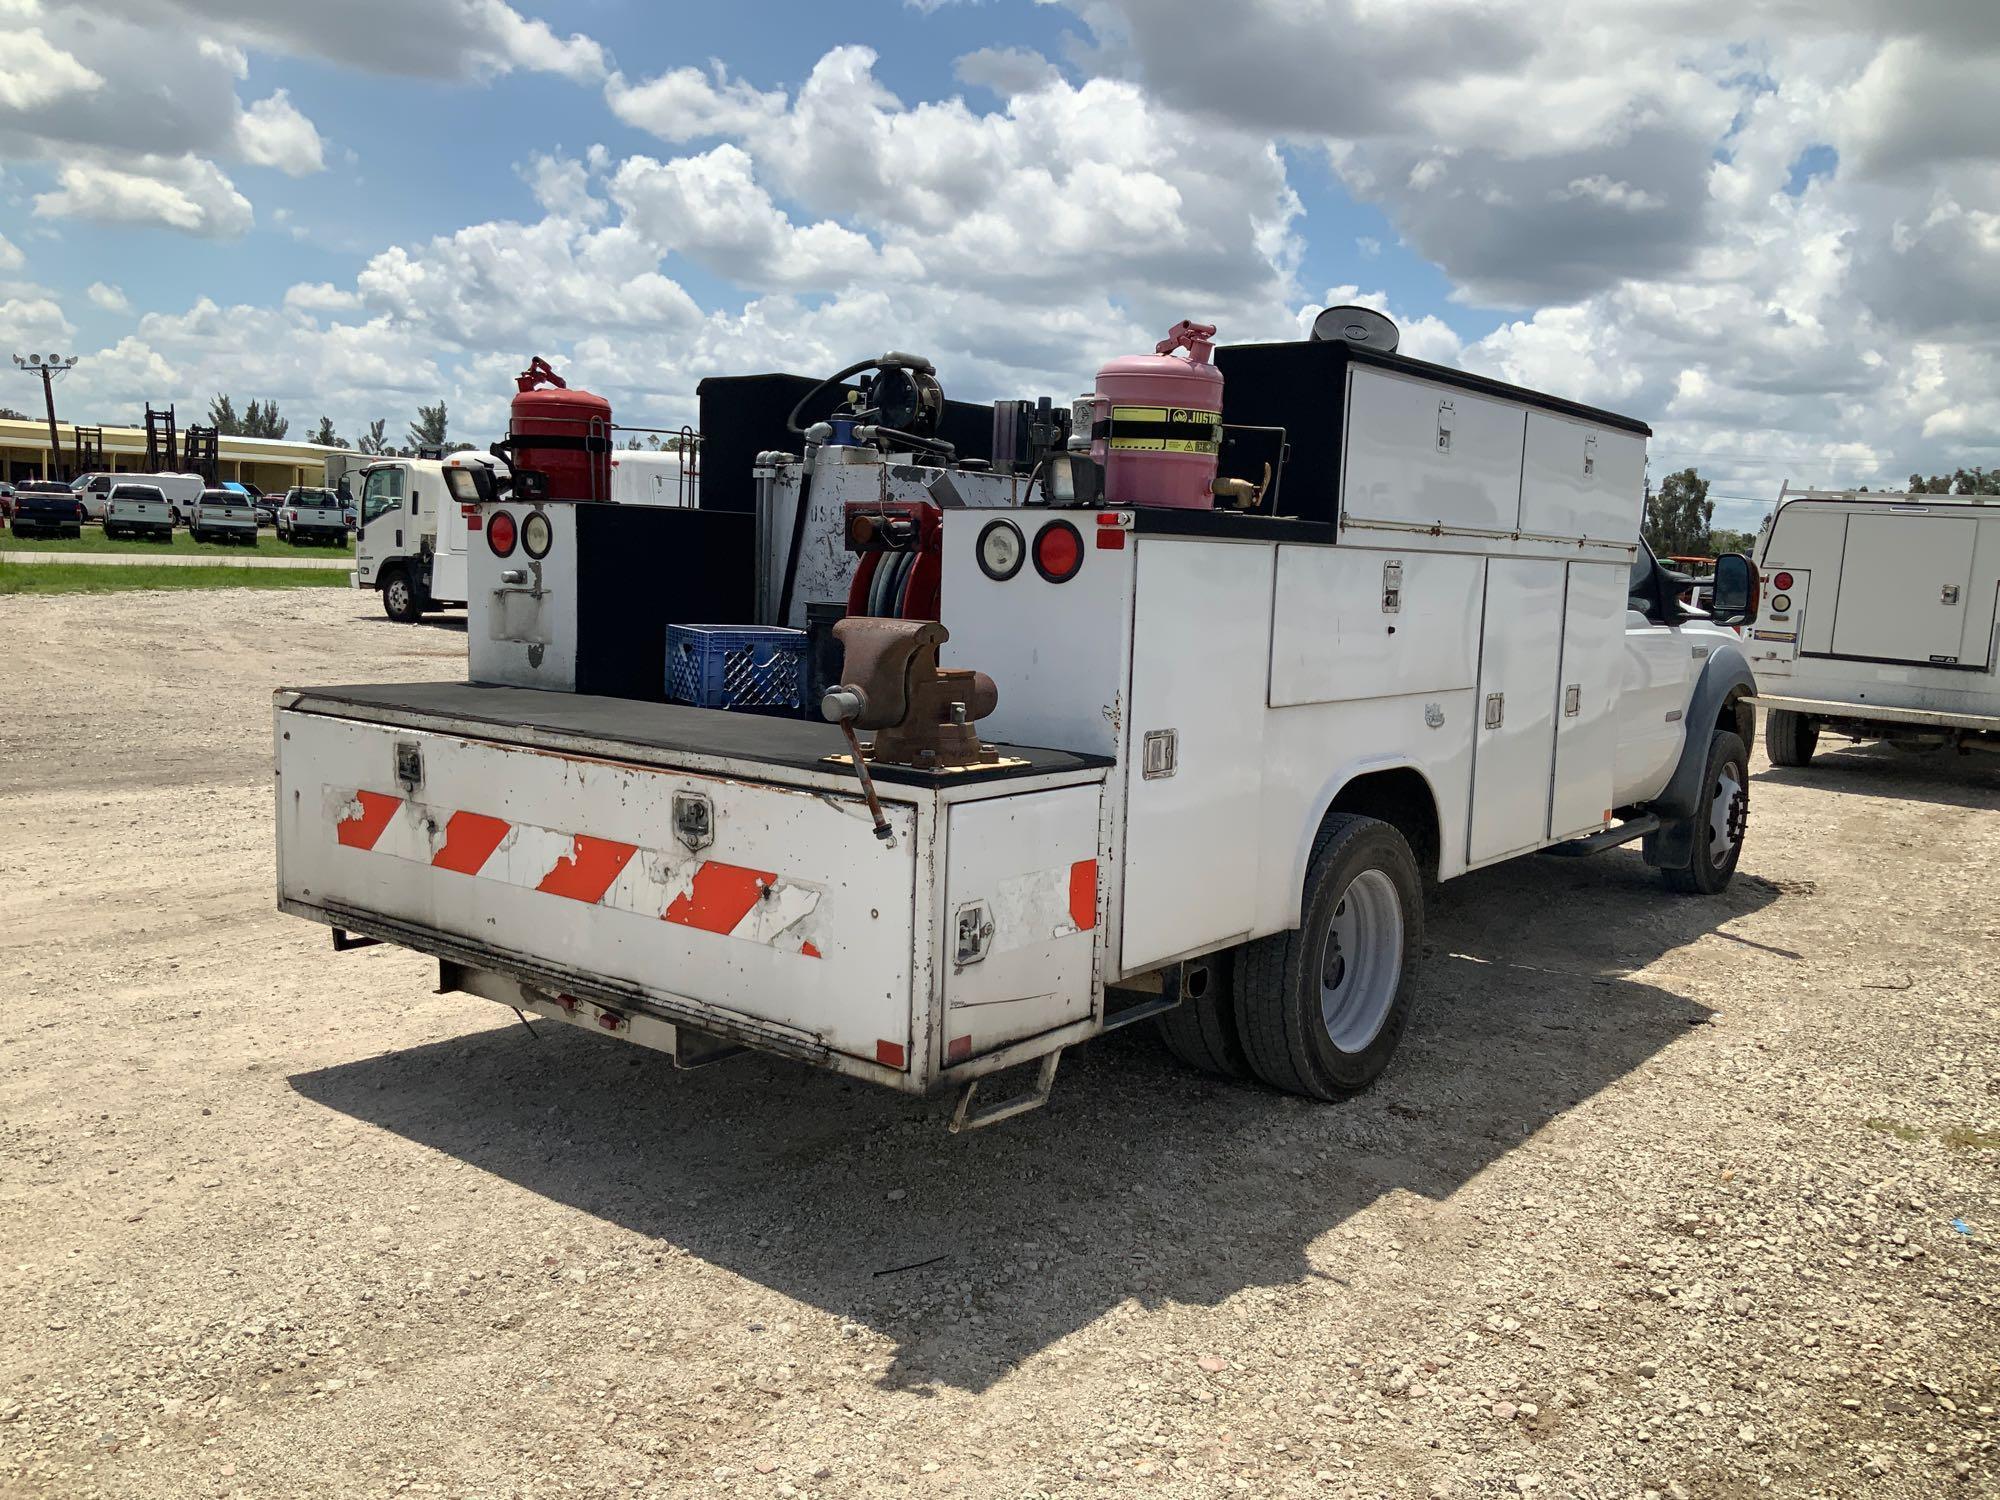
275,331,1760,1125
1746,487,2000,762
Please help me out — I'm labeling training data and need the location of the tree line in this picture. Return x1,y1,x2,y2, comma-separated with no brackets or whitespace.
1641,468,1759,560
208,395,468,456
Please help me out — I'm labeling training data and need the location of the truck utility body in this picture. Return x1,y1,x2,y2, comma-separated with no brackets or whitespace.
277,328,1758,1123
1748,488,2000,763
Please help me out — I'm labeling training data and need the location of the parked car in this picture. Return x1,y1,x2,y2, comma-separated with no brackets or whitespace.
74,470,205,524
252,494,282,527
10,480,85,538
0,481,14,520
104,483,176,541
191,487,259,545
276,487,349,545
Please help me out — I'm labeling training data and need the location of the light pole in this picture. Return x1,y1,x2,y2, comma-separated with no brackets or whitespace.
12,353,79,481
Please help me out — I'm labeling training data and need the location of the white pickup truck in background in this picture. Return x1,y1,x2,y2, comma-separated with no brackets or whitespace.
1747,486,2000,764
276,486,349,545
191,487,259,546
103,482,176,541
276,320,1761,1128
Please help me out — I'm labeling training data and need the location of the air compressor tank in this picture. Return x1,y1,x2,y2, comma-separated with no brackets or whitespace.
509,356,612,501
1088,320,1222,509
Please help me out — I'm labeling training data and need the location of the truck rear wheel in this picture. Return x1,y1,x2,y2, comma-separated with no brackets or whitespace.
1155,950,1252,1080
1765,708,1818,767
381,570,426,623
1235,814,1423,1100
1662,730,1748,895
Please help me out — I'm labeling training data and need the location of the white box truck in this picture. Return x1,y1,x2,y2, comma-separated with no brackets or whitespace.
1746,487,2000,763
275,326,1760,1127
352,452,508,622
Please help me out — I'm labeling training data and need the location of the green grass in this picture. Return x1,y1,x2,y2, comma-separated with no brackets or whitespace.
0,563,351,596
1,525,351,559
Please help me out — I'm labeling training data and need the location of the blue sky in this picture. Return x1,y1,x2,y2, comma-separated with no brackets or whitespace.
3,0,1996,531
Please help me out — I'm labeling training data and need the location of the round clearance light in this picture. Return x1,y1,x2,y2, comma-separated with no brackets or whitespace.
976,518,1025,581
1772,571,1794,591
1771,592,1792,613
522,510,552,560
1032,519,1084,584
487,509,518,558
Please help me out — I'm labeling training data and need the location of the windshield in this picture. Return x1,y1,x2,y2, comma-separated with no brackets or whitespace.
291,489,337,506
113,487,162,501
203,491,244,507
361,468,403,525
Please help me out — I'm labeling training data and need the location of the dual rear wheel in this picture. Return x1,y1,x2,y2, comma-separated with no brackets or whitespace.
1157,814,1423,1100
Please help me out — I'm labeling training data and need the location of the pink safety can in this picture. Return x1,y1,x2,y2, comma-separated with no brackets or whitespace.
1089,321,1223,509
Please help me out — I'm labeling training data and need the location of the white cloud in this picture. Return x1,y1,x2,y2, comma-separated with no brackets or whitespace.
111,0,608,83
235,90,325,176
0,234,23,272
0,293,75,349
0,25,101,110
87,281,131,313
953,47,1060,97
605,64,786,143
34,154,253,238
283,282,361,315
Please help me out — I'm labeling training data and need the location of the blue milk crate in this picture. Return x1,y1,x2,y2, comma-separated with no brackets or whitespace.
666,624,810,715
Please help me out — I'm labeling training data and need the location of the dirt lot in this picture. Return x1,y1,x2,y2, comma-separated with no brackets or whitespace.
2,587,1995,1500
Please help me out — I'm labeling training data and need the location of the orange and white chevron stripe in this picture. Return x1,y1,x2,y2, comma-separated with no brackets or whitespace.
331,787,823,956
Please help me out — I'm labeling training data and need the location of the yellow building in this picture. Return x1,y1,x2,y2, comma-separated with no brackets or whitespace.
0,415,342,493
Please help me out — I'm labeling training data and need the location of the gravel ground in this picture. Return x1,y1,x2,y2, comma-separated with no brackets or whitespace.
1,586,1996,1500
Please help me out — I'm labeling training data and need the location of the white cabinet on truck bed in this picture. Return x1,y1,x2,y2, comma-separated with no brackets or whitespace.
1748,489,2000,759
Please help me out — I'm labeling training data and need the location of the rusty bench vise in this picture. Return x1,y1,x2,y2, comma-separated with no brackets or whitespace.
820,618,1000,841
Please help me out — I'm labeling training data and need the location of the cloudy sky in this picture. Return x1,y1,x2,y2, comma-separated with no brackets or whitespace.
1,0,1994,529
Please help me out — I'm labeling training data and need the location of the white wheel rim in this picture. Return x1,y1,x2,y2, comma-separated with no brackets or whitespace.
1319,868,1404,1053
387,580,409,612
1709,761,1744,863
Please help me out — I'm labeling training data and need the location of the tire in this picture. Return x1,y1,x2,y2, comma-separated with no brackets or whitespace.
1155,950,1253,1080
1662,730,1749,895
1234,814,1424,1100
381,569,425,623
1765,709,1818,767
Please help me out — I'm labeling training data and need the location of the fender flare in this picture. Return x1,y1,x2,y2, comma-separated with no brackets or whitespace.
1650,642,1756,818
1285,758,1445,927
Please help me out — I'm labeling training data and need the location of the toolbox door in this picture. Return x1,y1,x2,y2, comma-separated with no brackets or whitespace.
940,782,1103,1063
1830,513,1982,667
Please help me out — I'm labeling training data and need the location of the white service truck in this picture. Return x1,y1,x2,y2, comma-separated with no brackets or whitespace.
1747,487,2000,763
275,326,1760,1127
352,452,507,622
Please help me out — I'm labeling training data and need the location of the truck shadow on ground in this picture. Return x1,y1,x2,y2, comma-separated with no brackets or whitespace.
290,851,1771,1395
1754,743,2000,810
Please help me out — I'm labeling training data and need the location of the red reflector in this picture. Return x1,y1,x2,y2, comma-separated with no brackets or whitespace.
947,1035,972,1062
1772,571,1794,591
466,511,482,531
487,509,518,557
876,1040,907,1070
1096,529,1126,550
1096,512,1121,526
1033,520,1084,583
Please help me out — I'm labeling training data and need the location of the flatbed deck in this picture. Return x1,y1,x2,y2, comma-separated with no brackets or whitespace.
280,680,1112,788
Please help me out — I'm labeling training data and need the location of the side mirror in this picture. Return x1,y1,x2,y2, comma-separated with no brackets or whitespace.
1710,552,1758,626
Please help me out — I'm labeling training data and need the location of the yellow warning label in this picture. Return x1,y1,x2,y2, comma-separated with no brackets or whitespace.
1107,405,1221,455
